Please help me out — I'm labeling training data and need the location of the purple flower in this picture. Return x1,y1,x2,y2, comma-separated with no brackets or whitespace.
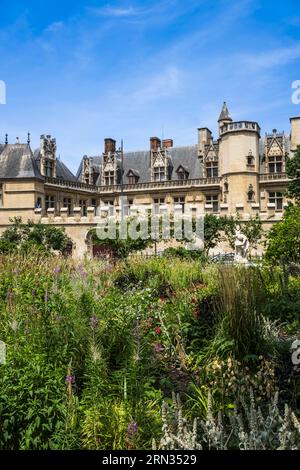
78,265,88,277
6,289,14,300
53,267,61,275
32,289,36,297
65,374,76,384
90,315,99,329
154,343,164,353
127,422,138,436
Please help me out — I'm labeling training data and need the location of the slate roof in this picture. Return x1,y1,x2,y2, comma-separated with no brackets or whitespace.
78,145,203,185
218,102,232,122
0,144,43,180
56,159,78,182
33,149,78,182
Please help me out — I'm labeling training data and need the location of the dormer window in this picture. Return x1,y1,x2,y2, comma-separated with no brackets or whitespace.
176,166,189,181
206,161,218,178
45,160,54,177
154,166,166,182
127,170,139,185
268,155,282,174
104,171,115,186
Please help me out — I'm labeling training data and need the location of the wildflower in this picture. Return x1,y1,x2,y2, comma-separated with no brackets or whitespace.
6,289,14,300
127,422,138,436
53,266,61,275
154,343,164,353
65,374,76,384
11,320,18,332
44,291,49,302
32,289,36,297
90,315,99,329
155,326,162,335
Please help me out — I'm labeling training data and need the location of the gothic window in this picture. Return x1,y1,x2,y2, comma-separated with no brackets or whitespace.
91,199,97,207
154,167,165,182
127,171,139,184
176,167,189,180
206,161,218,178
45,160,54,177
174,196,185,213
153,197,165,214
79,199,87,216
246,151,254,166
247,185,255,201
63,198,73,215
104,171,115,186
206,194,219,212
128,175,135,184
269,191,283,210
35,197,42,209
45,195,55,210
268,156,282,174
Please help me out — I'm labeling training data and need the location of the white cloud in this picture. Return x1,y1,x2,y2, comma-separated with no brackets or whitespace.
45,21,65,33
131,66,181,104
239,43,300,70
91,6,137,17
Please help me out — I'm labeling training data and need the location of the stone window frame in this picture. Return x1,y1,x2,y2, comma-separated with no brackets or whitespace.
268,191,283,210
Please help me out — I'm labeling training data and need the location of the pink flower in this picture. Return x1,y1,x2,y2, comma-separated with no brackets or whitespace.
155,326,162,335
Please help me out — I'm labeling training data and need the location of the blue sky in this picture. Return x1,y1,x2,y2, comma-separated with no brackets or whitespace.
0,0,300,173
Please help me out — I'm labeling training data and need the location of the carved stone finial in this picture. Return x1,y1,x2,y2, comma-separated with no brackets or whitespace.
5,134,8,145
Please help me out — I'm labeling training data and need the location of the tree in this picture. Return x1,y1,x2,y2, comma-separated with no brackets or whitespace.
241,214,263,255
265,204,300,263
203,214,224,254
221,215,238,250
90,216,153,259
286,145,300,200
0,218,72,255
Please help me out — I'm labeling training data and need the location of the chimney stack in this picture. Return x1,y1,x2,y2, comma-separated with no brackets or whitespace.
150,137,161,151
162,139,173,149
104,138,116,153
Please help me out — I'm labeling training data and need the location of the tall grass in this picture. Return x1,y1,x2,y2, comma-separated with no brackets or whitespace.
212,266,268,358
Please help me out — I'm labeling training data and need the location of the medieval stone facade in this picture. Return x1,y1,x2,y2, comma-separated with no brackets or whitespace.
0,103,299,258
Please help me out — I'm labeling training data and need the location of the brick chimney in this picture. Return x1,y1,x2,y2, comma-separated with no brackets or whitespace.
162,139,173,149
104,138,116,153
150,137,161,151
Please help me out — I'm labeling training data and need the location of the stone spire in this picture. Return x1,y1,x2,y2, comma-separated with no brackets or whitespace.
218,102,232,122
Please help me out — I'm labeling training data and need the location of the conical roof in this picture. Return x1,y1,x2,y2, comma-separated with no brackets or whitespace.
218,102,232,122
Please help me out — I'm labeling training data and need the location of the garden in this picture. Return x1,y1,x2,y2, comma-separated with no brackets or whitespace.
0,248,299,450
0,150,300,451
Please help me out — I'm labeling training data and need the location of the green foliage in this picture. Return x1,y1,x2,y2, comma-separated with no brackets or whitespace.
286,145,300,200
241,214,263,252
163,246,207,262
265,204,300,263
0,218,72,255
212,266,271,359
0,252,299,450
203,214,224,254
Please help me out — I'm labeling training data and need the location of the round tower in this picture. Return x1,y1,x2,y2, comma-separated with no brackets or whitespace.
218,104,260,216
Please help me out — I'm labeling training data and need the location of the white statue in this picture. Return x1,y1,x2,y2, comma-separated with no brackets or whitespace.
234,225,249,263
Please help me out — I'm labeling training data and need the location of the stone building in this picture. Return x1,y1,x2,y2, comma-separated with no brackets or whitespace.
0,103,299,258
